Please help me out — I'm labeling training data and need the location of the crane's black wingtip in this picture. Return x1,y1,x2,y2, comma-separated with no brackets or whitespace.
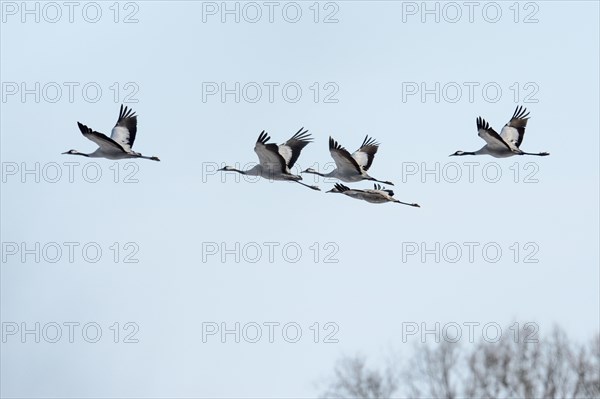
76,122,89,134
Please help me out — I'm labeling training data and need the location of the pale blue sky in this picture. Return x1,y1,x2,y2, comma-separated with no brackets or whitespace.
1,1,599,397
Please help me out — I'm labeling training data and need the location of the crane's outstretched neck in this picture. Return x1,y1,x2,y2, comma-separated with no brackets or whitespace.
218,166,247,174
450,150,477,156
301,168,326,177
62,150,89,157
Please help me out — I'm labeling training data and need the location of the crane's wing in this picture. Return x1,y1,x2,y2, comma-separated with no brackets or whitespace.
477,117,513,151
333,183,365,199
371,183,394,196
110,105,138,152
329,137,362,174
254,131,287,175
77,122,126,154
278,127,312,169
333,183,351,192
351,136,380,171
500,105,529,149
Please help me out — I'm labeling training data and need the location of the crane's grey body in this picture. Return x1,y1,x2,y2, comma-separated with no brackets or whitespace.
327,183,420,207
455,146,517,159
63,105,160,161
220,164,302,181
70,147,156,161
451,106,549,158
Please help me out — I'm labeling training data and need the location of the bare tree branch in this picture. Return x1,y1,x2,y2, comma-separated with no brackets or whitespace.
320,325,599,399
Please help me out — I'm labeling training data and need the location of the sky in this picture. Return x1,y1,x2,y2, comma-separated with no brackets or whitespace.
1,1,599,397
